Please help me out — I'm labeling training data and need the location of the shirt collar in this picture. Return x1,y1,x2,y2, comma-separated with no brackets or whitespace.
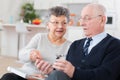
92,32,107,41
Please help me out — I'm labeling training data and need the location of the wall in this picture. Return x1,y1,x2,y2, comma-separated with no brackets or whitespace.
97,0,120,39
0,0,120,57
36,0,120,39
114,0,120,38
0,0,33,23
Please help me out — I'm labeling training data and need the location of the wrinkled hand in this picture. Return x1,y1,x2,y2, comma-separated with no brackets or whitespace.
53,59,75,78
35,59,53,75
30,50,42,62
28,74,45,80
27,74,45,80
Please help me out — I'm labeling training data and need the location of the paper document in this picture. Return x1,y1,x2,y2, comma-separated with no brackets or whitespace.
7,66,44,80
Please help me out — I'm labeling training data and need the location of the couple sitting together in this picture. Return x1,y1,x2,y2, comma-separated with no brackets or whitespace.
1,3,120,80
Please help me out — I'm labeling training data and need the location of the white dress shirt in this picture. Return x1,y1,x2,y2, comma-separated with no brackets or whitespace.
87,32,107,54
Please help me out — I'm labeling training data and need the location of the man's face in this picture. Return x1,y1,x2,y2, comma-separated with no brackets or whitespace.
80,7,103,37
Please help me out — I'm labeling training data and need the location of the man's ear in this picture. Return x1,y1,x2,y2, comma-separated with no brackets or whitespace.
103,16,107,25
100,16,106,25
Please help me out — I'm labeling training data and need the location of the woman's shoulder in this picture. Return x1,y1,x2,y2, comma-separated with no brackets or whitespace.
65,40,72,46
34,33,47,38
31,33,48,41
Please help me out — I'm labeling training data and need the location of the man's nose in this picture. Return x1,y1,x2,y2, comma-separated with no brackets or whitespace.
79,20,85,26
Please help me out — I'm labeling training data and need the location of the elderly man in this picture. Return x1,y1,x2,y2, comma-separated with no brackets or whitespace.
45,3,120,80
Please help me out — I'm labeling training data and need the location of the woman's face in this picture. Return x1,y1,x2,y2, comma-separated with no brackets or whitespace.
47,15,68,38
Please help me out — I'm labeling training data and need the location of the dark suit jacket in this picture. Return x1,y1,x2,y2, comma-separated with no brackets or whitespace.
66,34,120,80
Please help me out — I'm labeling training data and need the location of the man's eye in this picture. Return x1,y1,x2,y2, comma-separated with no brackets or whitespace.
84,17,90,20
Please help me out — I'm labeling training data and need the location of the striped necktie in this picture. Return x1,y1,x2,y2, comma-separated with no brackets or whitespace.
83,38,92,55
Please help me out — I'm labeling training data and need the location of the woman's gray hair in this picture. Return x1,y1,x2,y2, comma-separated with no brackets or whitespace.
46,6,70,23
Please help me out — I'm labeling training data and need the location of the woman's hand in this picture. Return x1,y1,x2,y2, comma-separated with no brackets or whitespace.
53,59,75,78
35,59,53,75
30,50,42,62
27,74,45,80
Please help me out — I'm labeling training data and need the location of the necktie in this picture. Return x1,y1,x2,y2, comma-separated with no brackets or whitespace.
83,38,92,55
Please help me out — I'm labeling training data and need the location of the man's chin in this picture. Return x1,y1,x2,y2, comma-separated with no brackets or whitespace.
84,33,90,37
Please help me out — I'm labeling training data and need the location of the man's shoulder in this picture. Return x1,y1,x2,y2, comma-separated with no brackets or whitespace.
73,38,85,43
70,38,85,47
107,34,120,43
104,34,120,48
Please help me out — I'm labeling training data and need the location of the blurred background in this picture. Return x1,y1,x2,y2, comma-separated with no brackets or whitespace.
0,0,120,77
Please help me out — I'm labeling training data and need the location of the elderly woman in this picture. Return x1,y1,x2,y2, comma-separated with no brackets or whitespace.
1,6,71,80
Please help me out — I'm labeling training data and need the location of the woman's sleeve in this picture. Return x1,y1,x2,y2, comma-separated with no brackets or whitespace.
19,33,41,62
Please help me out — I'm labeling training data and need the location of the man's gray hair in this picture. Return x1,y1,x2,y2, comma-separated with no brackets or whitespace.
86,3,106,16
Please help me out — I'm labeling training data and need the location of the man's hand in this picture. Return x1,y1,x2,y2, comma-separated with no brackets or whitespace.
52,59,75,78
30,50,42,62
